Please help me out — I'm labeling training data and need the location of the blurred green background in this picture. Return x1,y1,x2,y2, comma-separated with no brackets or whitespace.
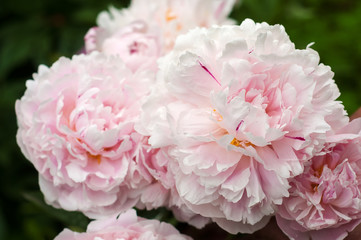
1,0,361,239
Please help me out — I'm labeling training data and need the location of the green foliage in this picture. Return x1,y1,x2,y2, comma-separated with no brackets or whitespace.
1,0,361,239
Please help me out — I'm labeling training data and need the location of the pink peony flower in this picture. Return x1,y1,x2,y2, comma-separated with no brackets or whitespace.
54,209,192,240
85,21,161,72
276,118,361,240
85,0,237,65
15,52,161,218
137,19,348,233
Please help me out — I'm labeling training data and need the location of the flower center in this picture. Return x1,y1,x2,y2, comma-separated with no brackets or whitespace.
87,153,102,164
230,138,253,148
309,165,324,192
129,41,147,55
165,8,177,22
310,182,318,192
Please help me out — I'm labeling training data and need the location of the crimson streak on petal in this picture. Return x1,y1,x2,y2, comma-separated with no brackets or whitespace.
198,60,221,86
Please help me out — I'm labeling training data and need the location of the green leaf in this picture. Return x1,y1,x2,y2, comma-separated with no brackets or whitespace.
23,191,90,231
0,205,6,240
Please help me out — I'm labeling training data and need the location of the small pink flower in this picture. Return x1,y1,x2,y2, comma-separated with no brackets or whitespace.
276,118,361,240
85,0,237,60
16,52,160,218
85,21,161,72
137,19,348,233
54,209,192,240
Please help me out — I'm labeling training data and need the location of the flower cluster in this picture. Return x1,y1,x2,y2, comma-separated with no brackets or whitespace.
15,0,361,239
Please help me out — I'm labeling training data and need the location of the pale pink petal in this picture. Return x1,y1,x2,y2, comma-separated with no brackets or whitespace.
55,209,192,240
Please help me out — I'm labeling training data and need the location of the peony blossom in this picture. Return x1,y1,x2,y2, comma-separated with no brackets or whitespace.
84,0,237,69
137,19,348,233
15,52,161,218
55,209,192,240
85,21,161,72
276,118,361,240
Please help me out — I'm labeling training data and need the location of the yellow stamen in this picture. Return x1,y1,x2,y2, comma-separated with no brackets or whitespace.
165,8,177,22
212,109,223,121
88,153,102,164
230,138,253,148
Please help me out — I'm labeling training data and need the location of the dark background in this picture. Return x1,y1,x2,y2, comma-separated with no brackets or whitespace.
1,0,361,239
